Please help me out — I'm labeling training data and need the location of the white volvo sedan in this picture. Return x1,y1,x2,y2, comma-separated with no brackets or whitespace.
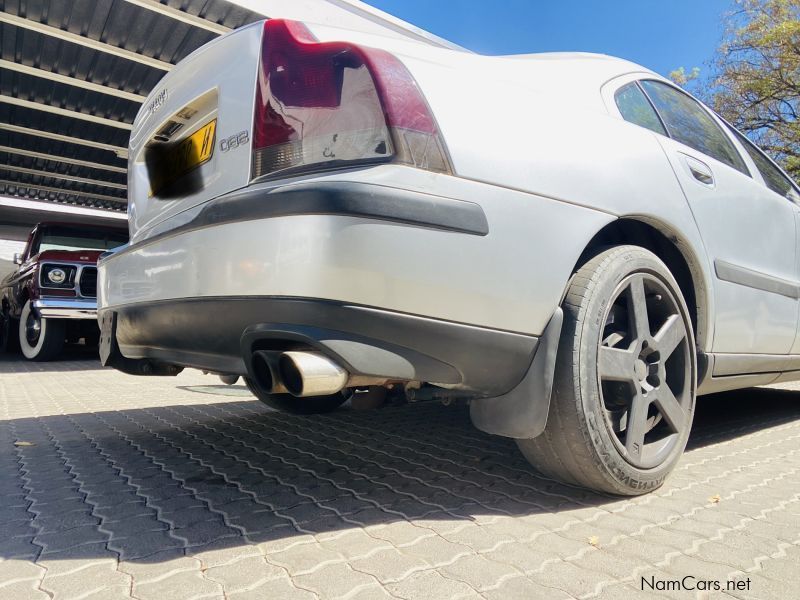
98,19,800,495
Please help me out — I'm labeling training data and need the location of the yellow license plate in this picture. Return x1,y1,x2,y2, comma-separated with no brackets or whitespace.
150,119,216,196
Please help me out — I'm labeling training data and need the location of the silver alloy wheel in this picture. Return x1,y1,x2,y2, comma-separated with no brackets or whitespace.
597,272,693,470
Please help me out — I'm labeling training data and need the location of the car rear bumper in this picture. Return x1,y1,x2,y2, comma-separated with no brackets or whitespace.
99,296,563,440
33,298,97,320
100,296,538,395
99,166,611,335
97,167,596,438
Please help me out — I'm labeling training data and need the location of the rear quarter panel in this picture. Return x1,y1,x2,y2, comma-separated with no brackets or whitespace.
395,52,715,348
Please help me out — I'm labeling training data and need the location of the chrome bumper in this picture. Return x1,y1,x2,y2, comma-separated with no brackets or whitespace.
33,298,97,320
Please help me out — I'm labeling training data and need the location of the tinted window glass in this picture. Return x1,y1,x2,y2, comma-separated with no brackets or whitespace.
614,83,666,135
640,80,748,175
35,226,128,254
728,126,799,201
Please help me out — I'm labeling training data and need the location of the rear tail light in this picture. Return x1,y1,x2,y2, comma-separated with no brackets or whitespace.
252,19,452,180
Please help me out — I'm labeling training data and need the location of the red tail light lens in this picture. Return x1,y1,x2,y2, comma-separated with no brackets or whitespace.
252,19,451,180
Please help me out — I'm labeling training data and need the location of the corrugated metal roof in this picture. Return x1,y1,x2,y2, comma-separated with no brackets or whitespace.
0,0,263,213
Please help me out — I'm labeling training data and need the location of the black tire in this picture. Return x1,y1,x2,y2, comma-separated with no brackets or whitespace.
0,306,19,353
19,300,65,361
518,245,696,495
244,377,348,414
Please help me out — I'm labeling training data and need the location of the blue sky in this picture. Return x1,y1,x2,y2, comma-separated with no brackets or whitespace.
363,0,733,77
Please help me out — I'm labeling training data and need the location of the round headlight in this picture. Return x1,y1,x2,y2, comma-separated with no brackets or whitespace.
47,268,67,284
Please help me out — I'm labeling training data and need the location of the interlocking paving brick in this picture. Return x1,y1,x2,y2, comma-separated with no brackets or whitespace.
349,547,431,584
385,569,481,599
226,575,317,600
291,562,383,598
2,354,800,599
0,579,51,600
40,561,131,598
482,575,574,600
204,555,285,592
132,568,223,600
441,553,523,591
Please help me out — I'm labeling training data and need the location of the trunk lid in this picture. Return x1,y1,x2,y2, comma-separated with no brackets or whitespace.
127,21,264,242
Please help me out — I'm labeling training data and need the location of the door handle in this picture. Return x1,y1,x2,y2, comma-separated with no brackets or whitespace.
684,156,715,187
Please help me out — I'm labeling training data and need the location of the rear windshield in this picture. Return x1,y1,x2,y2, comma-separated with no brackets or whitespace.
36,227,128,253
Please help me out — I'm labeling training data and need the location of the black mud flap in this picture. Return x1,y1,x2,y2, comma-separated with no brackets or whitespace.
469,308,563,439
99,311,183,376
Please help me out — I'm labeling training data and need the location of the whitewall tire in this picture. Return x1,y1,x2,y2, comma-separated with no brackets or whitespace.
19,300,65,361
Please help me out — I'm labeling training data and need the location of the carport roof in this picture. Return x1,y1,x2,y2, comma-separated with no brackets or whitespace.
1,0,460,217
0,0,264,214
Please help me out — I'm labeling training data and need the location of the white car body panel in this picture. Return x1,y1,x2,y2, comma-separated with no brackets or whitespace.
657,135,798,354
100,18,800,400
103,165,612,335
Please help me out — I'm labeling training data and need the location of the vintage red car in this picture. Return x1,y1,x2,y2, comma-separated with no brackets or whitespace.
0,222,128,361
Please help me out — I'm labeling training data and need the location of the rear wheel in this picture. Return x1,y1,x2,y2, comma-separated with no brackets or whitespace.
19,300,65,361
518,246,696,495
244,376,348,414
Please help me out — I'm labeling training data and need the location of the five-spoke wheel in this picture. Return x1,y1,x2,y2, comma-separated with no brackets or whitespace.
518,246,696,495
598,273,693,470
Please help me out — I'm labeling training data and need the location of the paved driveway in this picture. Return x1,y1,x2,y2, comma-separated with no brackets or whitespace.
1,351,799,599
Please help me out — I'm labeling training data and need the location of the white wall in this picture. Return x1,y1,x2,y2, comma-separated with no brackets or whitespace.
0,238,25,281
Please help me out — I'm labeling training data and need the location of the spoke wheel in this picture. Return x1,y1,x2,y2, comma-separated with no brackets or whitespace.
517,245,696,496
598,273,692,469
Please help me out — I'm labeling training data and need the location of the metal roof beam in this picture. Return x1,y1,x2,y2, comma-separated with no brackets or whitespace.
121,0,230,34
0,124,127,157
0,12,173,71
0,194,128,216
0,59,146,103
0,95,133,130
0,145,127,174
0,182,127,205
0,165,127,191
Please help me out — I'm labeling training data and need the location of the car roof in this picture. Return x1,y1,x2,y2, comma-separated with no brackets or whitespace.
498,51,657,84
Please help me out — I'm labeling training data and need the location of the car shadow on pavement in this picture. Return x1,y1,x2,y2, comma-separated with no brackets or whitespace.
688,386,800,449
2,385,799,565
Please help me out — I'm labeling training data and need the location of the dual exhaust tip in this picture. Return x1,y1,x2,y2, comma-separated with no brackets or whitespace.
252,350,349,397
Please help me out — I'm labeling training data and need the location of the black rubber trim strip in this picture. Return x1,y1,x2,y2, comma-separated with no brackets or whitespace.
715,259,800,299
204,181,489,235
711,352,800,377
106,180,489,261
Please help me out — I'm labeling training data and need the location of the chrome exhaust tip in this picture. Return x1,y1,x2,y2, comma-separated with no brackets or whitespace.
278,351,348,397
251,350,288,394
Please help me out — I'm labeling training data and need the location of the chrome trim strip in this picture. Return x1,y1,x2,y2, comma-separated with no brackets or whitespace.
33,298,97,320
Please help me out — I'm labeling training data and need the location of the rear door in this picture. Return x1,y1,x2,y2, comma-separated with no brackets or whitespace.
724,124,800,354
637,80,797,355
